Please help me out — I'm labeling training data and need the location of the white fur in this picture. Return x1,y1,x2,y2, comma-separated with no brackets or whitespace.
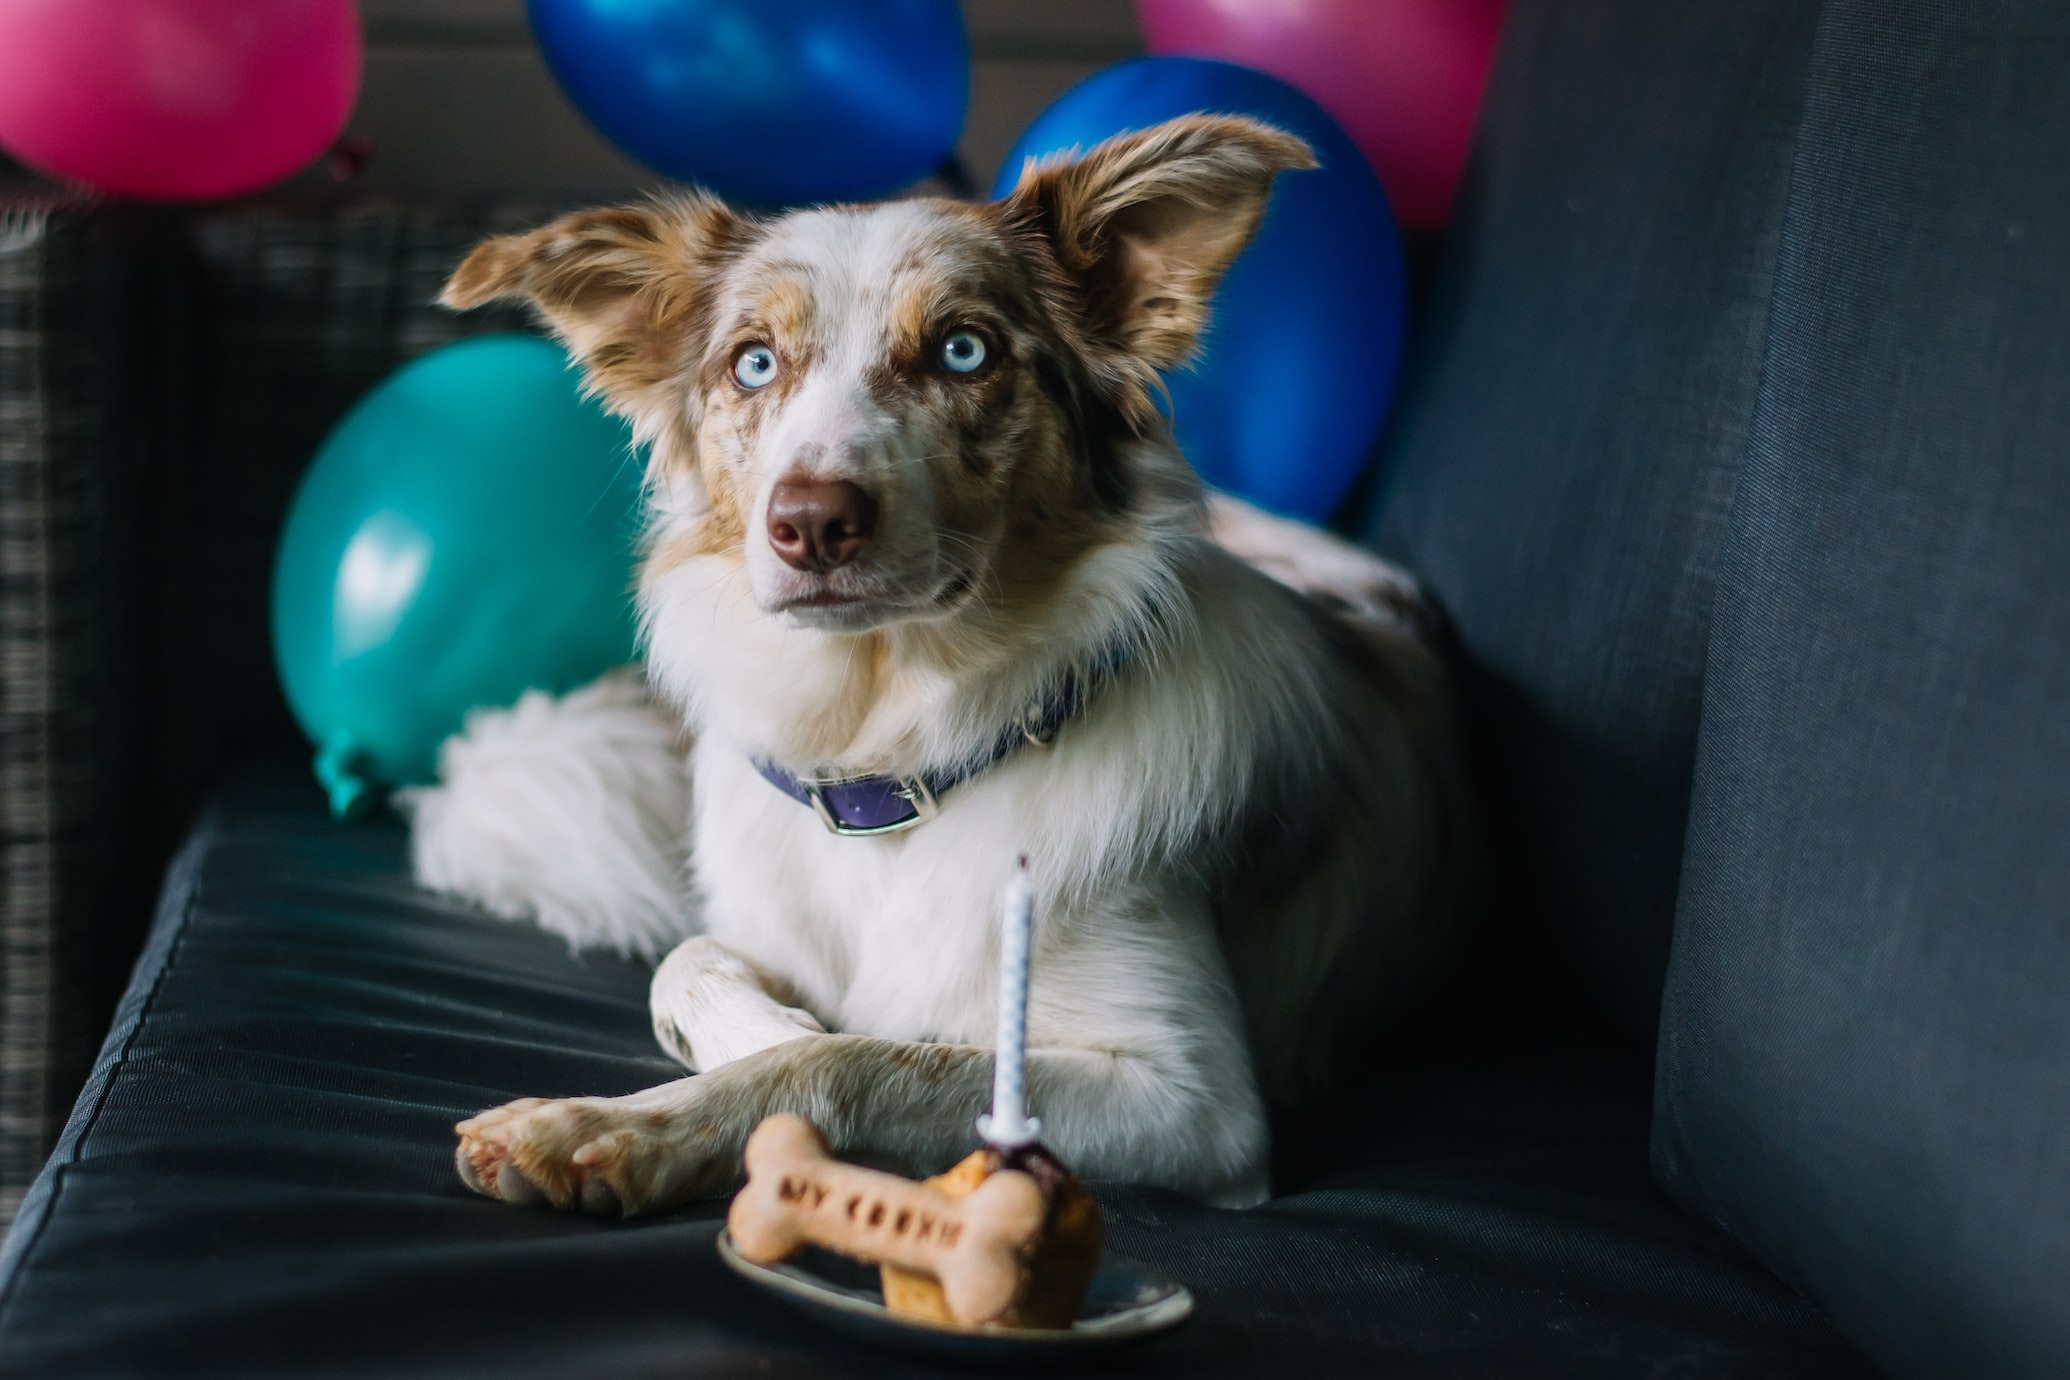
443,478,1454,1210
433,128,1471,1217
1206,492,1428,631
400,671,696,956
648,935,826,1072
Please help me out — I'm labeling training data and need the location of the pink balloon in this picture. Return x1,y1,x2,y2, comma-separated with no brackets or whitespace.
0,0,362,201
1137,0,1505,230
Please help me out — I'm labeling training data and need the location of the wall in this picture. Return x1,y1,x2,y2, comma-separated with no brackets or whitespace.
329,1,1143,201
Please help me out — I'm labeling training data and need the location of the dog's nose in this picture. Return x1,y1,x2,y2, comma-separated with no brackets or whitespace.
767,475,877,573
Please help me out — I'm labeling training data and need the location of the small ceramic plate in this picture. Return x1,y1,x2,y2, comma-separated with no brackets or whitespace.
717,1231,1194,1360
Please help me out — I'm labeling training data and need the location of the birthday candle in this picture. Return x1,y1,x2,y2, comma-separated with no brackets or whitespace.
977,856,1041,1149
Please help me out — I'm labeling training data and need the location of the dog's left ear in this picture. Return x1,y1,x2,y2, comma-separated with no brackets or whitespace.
1002,115,1315,374
441,195,752,420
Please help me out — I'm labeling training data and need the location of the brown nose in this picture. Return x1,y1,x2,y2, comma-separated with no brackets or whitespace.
767,475,877,573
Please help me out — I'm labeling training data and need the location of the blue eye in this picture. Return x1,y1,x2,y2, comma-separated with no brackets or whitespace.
940,330,987,374
733,345,778,389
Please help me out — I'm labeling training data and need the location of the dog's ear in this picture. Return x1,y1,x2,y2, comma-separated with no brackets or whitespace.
442,196,751,417
1002,116,1315,374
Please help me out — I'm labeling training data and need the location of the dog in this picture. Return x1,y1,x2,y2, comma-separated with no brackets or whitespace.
410,115,1475,1216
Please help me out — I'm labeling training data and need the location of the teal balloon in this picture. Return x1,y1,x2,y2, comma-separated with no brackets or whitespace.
271,335,644,818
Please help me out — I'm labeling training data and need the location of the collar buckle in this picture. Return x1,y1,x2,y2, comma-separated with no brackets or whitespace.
1019,701,1059,748
802,773,940,837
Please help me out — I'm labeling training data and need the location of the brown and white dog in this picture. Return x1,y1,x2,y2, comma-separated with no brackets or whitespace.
407,116,1474,1215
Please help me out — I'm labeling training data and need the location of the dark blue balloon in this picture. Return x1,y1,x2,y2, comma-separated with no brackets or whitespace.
529,0,968,207
994,58,1406,520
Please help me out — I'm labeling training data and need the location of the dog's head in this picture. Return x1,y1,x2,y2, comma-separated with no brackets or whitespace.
443,117,1312,634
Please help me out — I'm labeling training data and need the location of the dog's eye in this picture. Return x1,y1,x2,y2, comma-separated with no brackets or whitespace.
733,345,778,390
939,330,987,374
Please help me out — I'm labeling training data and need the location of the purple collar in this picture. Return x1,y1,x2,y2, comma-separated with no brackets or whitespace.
752,648,1127,837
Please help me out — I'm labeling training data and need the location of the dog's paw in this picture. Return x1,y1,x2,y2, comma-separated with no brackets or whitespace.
455,1095,690,1216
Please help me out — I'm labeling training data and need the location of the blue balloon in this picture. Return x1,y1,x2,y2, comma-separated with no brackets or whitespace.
529,0,969,207
994,58,1407,520
271,335,644,818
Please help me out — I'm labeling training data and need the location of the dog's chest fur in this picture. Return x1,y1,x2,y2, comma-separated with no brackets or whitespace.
419,118,1475,1213
642,511,1449,1103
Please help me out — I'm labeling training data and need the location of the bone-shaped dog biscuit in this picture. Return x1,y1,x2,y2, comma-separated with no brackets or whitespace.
727,1114,1049,1326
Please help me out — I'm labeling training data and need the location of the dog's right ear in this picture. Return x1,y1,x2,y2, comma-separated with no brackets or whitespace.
1002,116,1314,376
442,195,751,417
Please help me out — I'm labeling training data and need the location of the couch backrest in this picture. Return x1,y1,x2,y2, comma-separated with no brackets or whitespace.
1651,3,2070,1377
1370,3,2070,1377
1366,0,1818,1038
0,199,555,1222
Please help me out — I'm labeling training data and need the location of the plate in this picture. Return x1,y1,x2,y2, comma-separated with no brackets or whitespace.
717,1231,1194,1359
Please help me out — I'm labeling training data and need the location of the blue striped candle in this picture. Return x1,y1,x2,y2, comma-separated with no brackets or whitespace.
977,856,1041,1149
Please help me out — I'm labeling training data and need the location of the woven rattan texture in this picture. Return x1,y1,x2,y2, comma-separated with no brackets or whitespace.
0,192,133,1223
0,193,555,1221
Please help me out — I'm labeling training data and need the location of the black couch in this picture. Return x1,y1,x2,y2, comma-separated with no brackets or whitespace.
2,2,2065,1376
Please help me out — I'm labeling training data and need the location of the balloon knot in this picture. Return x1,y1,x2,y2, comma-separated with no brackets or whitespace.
327,135,373,182
314,735,379,822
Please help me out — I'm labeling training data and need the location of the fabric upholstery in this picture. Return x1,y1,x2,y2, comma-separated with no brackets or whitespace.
0,190,168,1222
0,191,559,1223
1652,3,2070,1378
4,0,2059,1371
1362,0,1819,1040
159,200,554,790
0,774,1867,1378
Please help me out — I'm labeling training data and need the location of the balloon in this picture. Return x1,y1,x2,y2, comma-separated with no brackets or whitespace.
528,0,968,206
271,336,644,818
1137,0,1506,230
995,58,1406,521
0,0,362,202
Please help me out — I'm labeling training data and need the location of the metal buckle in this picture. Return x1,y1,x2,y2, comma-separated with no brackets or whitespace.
802,774,940,837
1019,701,1058,748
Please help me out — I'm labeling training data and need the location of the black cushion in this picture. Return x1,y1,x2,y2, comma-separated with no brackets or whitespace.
1651,2,2070,1377
1365,0,1817,1039
0,774,1866,1378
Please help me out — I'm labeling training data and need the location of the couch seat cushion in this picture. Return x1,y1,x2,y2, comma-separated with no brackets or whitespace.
0,773,1866,1378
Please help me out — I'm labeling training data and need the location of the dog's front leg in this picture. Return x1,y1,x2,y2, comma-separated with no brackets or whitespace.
458,930,1268,1216
646,935,826,1072
456,889,1269,1215
456,1028,1266,1217
455,933,822,1212
453,1041,986,1216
